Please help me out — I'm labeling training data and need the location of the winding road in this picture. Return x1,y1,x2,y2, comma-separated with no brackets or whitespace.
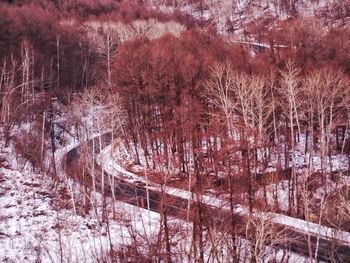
63,132,350,262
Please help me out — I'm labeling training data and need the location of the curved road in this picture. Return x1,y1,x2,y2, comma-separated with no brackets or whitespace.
63,133,350,262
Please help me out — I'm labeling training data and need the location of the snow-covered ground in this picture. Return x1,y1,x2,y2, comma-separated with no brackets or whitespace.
100,139,350,247
0,135,310,262
1,121,346,262
0,131,166,263
178,0,332,37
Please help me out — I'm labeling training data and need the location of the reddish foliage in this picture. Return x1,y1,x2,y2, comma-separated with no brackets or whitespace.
113,30,245,173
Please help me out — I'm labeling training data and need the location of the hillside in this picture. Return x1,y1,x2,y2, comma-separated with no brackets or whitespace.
1,0,350,262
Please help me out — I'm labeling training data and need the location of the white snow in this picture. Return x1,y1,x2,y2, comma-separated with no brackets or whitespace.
0,131,164,263
100,138,350,248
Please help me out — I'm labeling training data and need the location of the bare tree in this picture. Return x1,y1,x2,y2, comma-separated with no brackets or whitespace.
304,68,347,186
279,61,302,215
245,212,289,263
86,22,120,89
204,62,235,139
0,57,16,125
20,40,35,108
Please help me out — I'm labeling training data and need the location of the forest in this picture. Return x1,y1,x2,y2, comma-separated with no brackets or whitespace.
1,0,350,262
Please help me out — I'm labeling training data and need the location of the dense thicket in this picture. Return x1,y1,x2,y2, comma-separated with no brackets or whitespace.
113,31,246,172
112,26,350,215
0,0,349,222
1,1,350,261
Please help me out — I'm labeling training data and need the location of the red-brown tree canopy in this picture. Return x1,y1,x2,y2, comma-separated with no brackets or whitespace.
112,30,247,171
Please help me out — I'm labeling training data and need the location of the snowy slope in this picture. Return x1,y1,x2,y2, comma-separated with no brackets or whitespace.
100,140,350,247
0,135,163,263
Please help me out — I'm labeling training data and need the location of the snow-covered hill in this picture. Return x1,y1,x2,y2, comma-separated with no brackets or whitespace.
0,134,162,263
178,0,349,37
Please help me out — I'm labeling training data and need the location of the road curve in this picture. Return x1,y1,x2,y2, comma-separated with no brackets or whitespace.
62,132,350,262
